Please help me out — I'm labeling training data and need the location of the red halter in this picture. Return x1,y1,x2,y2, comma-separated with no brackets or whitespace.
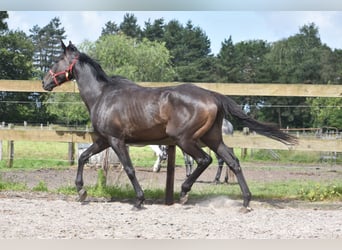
49,57,78,86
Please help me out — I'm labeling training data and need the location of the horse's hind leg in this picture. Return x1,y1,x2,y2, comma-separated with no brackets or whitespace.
201,133,252,211
108,137,145,209
76,138,109,202
178,142,212,204
216,143,252,211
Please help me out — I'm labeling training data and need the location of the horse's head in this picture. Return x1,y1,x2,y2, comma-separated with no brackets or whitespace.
42,40,79,91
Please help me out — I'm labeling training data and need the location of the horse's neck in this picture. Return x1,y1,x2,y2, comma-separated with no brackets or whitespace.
74,63,106,110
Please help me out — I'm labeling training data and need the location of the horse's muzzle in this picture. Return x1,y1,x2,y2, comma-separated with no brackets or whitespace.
42,81,53,91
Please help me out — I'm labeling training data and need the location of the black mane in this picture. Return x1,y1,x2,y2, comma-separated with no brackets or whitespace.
77,53,138,88
78,53,111,83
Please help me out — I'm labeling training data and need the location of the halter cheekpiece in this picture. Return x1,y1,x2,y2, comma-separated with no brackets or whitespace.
49,57,78,86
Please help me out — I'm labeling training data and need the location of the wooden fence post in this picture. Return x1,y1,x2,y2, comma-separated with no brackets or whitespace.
165,145,176,205
68,142,75,165
241,127,250,159
7,140,14,168
0,140,2,160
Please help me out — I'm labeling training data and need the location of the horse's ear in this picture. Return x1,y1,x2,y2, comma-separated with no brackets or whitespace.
61,40,67,53
67,41,78,53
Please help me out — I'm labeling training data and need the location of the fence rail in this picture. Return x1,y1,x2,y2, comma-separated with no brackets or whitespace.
0,80,341,163
0,129,341,153
1,80,342,97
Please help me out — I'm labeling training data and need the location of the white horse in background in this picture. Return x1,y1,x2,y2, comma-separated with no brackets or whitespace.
150,145,168,172
150,145,193,176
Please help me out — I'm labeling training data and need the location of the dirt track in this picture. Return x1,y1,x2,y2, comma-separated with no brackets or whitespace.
1,163,342,239
0,191,341,239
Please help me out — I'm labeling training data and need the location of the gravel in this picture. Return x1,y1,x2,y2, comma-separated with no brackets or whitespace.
1,163,342,239
0,192,341,239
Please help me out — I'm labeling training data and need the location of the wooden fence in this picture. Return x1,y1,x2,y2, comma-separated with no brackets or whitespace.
1,80,342,165
1,79,342,97
0,128,341,152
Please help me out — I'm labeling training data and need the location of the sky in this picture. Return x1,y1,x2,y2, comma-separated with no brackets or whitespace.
6,11,342,55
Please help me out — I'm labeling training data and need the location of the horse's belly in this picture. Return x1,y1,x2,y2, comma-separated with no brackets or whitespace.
124,126,168,143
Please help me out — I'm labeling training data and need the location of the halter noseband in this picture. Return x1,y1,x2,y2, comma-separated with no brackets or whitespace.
49,57,78,86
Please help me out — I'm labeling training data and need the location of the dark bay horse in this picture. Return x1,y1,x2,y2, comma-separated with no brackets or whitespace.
42,41,297,211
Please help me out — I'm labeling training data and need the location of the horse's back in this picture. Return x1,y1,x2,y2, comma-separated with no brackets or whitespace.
93,81,221,143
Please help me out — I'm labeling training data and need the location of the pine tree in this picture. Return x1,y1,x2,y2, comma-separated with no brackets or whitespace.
101,21,119,36
216,36,238,82
163,20,213,82
119,13,141,39
29,17,66,78
143,18,165,42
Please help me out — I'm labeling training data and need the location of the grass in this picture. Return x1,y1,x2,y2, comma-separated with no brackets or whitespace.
240,148,342,164
82,180,342,202
32,180,49,192
0,177,27,191
1,170,341,202
0,141,341,203
0,141,70,170
51,170,342,203
2,140,340,170
0,141,189,170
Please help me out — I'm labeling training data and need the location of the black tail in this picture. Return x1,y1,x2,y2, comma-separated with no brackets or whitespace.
217,94,298,145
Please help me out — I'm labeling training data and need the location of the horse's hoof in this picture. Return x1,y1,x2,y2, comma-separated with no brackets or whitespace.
179,193,189,205
77,188,87,202
239,206,253,213
153,166,161,173
132,201,145,211
131,205,146,211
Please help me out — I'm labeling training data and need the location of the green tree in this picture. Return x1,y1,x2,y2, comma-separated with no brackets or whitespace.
143,18,165,42
101,21,119,37
216,36,238,82
119,13,141,39
231,39,271,83
0,11,8,33
259,23,334,128
91,34,175,81
0,30,34,80
266,23,323,83
163,20,213,82
45,93,89,125
0,30,50,123
307,97,342,129
26,17,68,124
29,17,66,79
216,38,272,126
320,48,342,84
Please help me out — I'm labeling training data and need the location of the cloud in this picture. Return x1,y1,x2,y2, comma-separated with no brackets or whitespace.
260,11,342,49
7,11,32,33
6,11,342,52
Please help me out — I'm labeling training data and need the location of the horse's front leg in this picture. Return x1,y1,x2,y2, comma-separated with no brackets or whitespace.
109,137,145,209
76,138,109,202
